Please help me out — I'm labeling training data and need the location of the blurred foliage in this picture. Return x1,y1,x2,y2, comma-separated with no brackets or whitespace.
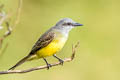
0,0,120,80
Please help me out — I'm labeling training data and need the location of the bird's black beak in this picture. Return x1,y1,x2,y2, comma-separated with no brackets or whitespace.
73,23,83,27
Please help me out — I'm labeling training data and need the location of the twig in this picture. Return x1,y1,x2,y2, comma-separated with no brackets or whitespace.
0,11,8,26
0,22,11,49
0,22,12,49
12,0,22,30
0,42,80,75
0,0,23,48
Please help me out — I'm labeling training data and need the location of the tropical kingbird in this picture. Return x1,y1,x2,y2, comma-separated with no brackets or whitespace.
9,18,83,70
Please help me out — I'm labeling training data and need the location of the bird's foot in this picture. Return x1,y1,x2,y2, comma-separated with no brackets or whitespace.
46,64,52,70
59,59,64,65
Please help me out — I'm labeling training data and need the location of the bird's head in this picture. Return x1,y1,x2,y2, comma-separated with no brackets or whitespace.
54,18,83,32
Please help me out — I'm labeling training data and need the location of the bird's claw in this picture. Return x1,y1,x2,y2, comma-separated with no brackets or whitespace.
47,64,52,70
59,59,64,65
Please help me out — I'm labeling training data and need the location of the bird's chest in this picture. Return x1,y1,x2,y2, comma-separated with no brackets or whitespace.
36,34,67,57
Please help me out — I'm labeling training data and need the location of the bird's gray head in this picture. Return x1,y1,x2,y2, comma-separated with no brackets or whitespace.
54,18,83,32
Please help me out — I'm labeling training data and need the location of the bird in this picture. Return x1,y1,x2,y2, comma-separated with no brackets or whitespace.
8,18,83,70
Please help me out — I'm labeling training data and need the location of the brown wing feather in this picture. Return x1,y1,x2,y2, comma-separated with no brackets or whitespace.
29,31,55,55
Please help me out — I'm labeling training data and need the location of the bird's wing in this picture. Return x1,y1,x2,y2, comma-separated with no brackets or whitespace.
29,31,55,55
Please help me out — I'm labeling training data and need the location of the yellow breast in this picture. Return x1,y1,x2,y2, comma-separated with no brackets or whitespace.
36,36,67,58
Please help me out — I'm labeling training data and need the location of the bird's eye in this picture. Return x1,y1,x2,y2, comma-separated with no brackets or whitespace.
63,23,72,26
67,23,71,25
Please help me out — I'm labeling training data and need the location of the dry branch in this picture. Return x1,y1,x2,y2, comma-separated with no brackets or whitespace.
0,42,79,75
12,0,22,30
0,0,23,49
0,22,11,49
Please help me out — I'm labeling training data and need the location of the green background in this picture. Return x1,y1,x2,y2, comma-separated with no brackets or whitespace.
0,0,120,80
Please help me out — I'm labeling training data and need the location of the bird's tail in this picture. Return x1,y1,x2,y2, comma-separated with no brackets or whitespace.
8,54,33,70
